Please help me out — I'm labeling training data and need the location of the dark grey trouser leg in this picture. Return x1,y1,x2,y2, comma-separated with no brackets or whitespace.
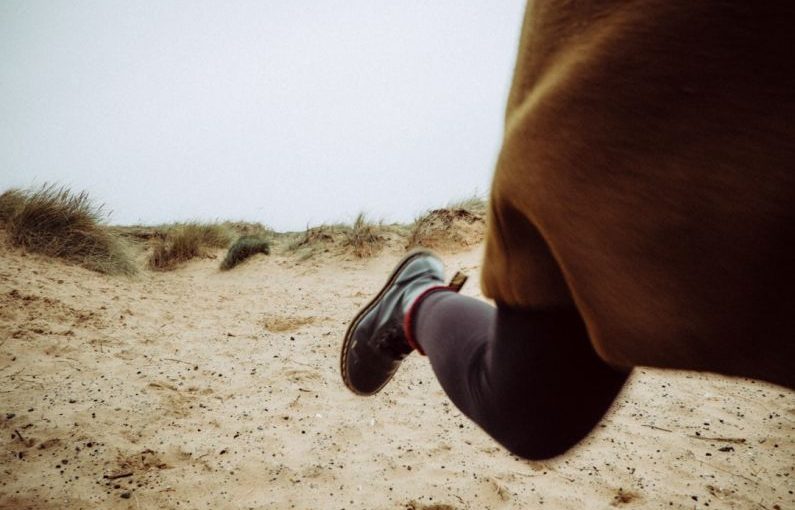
413,291,629,459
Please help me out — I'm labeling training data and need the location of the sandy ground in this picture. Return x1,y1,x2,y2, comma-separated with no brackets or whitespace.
0,241,793,510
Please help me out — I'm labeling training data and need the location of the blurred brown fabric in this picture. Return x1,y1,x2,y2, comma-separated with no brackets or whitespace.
481,1,794,387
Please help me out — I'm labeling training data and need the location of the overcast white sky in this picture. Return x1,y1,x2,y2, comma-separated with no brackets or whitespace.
1,1,525,231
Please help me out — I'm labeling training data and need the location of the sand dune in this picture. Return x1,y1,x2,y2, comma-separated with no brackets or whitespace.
0,240,793,509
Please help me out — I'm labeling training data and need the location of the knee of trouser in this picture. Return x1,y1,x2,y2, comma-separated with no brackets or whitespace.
488,416,588,460
472,393,590,461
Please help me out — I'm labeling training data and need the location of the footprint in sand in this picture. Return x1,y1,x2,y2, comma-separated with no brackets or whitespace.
260,315,317,332
281,367,322,383
146,381,194,417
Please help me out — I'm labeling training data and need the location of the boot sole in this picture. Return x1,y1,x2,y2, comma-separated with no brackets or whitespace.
340,249,438,396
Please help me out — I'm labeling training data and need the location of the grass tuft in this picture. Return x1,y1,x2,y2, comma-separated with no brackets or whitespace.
0,184,136,275
285,224,345,260
446,195,487,215
147,223,233,270
0,189,27,223
407,196,487,251
220,235,271,270
286,214,387,260
342,213,385,258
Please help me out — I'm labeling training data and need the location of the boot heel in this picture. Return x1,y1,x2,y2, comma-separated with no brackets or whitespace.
448,271,468,292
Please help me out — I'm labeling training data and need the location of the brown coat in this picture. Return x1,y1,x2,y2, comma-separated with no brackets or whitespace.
481,0,794,388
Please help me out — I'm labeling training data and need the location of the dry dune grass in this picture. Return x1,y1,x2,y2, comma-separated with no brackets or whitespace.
281,200,488,260
0,184,487,273
342,213,386,258
407,197,487,251
0,185,136,275
286,224,345,259
148,222,233,270
0,188,26,222
112,221,270,245
287,214,389,260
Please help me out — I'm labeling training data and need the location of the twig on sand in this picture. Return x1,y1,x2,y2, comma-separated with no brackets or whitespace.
104,471,134,480
148,381,180,392
689,435,747,444
14,429,26,443
642,424,673,432
512,470,543,478
162,358,193,365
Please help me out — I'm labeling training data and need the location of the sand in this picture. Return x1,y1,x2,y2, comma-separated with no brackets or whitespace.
0,240,793,510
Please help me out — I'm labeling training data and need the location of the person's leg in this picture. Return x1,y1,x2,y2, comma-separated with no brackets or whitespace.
410,291,629,459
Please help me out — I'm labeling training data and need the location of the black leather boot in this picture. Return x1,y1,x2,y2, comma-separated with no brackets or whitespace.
340,249,467,396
